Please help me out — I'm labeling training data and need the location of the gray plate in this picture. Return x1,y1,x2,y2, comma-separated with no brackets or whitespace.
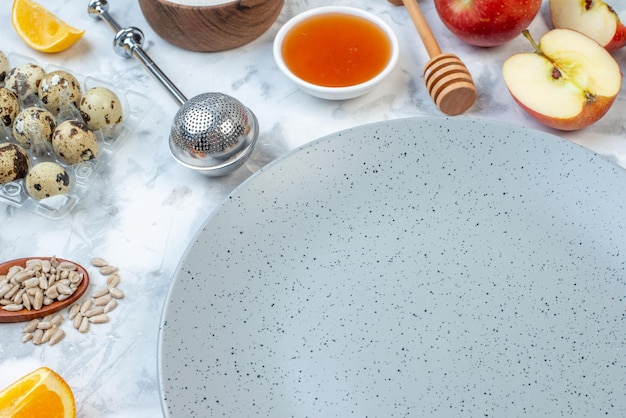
159,117,626,417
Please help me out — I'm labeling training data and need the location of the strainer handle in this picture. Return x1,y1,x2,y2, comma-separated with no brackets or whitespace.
87,0,188,106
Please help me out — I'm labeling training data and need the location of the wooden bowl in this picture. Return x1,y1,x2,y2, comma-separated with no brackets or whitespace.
137,0,285,52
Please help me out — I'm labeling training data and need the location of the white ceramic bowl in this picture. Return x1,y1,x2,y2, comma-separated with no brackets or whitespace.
273,6,399,100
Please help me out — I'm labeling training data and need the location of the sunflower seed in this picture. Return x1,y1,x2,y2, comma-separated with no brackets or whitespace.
69,303,80,320
109,287,124,299
93,293,112,306
83,306,104,318
33,290,43,310
73,312,83,329
22,333,34,343
23,319,39,333
32,328,44,345
2,303,23,311
99,265,118,275
79,316,90,333
80,298,93,314
50,314,64,326
41,325,57,343
49,328,65,345
89,314,109,324
92,287,109,298
103,299,117,313
22,292,31,310
90,257,109,267
106,273,121,288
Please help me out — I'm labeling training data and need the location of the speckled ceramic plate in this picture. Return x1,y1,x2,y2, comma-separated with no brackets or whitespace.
158,117,626,417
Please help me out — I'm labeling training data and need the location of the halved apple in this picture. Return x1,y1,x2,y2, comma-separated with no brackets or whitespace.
549,0,626,50
502,29,622,131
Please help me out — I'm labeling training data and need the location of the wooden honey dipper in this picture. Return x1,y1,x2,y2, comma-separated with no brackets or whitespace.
389,0,477,115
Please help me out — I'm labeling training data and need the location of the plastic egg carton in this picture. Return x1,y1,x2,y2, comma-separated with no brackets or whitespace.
0,52,152,219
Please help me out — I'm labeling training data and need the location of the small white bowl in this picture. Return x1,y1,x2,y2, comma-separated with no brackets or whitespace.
273,6,399,100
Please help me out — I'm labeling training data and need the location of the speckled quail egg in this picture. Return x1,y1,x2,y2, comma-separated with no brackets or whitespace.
0,142,29,184
25,161,71,200
79,87,124,131
4,63,45,100
0,87,19,127
38,70,82,115
52,120,99,164
0,51,9,85
12,107,56,149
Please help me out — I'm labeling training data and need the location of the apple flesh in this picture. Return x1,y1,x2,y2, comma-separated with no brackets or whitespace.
433,0,542,47
502,29,622,131
550,0,626,51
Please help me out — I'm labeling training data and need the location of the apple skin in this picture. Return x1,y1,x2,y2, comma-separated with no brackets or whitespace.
549,0,626,51
434,0,542,47
502,29,622,131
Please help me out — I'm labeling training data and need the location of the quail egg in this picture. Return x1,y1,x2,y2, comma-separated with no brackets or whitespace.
0,87,19,127
52,120,99,164
4,63,45,100
0,51,8,85
12,107,56,148
79,87,124,131
0,142,29,184
25,161,71,200
38,70,82,115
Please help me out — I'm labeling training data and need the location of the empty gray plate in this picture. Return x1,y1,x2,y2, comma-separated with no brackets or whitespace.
159,117,626,417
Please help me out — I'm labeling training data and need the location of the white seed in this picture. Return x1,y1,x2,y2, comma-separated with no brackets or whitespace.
68,271,81,284
41,325,57,343
109,287,124,299
50,257,60,268
49,328,65,345
93,293,112,306
25,259,42,270
90,257,109,267
0,299,13,306
4,284,20,300
37,321,53,330
99,265,118,275
73,312,83,329
92,287,109,298
13,269,35,283
43,297,54,306
23,276,40,288
38,275,48,290
32,328,44,345
57,294,70,302
0,282,12,298
12,288,25,304
23,318,39,333
50,314,64,326
80,298,93,314
45,286,59,299
56,283,73,296
22,333,34,343
47,273,57,288
33,290,43,310
83,306,104,318
106,274,121,288
68,303,80,320
2,303,23,312
58,261,77,271
79,316,90,333
89,314,109,324
41,259,51,273
103,299,117,313
22,292,31,311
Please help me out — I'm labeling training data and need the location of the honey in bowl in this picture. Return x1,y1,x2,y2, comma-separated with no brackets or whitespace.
281,13,393,88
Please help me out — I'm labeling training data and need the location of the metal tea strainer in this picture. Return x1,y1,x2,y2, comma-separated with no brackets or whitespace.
87,0,258,177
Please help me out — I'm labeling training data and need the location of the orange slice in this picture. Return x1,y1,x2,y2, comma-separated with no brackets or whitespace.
0,367,76,418
12,0,85,53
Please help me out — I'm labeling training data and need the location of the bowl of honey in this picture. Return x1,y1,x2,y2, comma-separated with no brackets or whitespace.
273,6,399,100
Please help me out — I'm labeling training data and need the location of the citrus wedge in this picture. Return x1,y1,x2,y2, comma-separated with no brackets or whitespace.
12,0,85,53
0,367,76,418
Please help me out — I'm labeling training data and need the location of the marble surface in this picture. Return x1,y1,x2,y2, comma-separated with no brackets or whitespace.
0,1,625,417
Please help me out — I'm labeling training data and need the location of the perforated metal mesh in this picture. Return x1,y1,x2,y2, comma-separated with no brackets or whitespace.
170,93,250,155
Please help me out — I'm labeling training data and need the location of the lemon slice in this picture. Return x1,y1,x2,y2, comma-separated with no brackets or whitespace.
12,0,85,53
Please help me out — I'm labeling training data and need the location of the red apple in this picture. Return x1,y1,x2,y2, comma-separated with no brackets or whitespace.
433,0,542,47
549,0,626,50
502,29,622,131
